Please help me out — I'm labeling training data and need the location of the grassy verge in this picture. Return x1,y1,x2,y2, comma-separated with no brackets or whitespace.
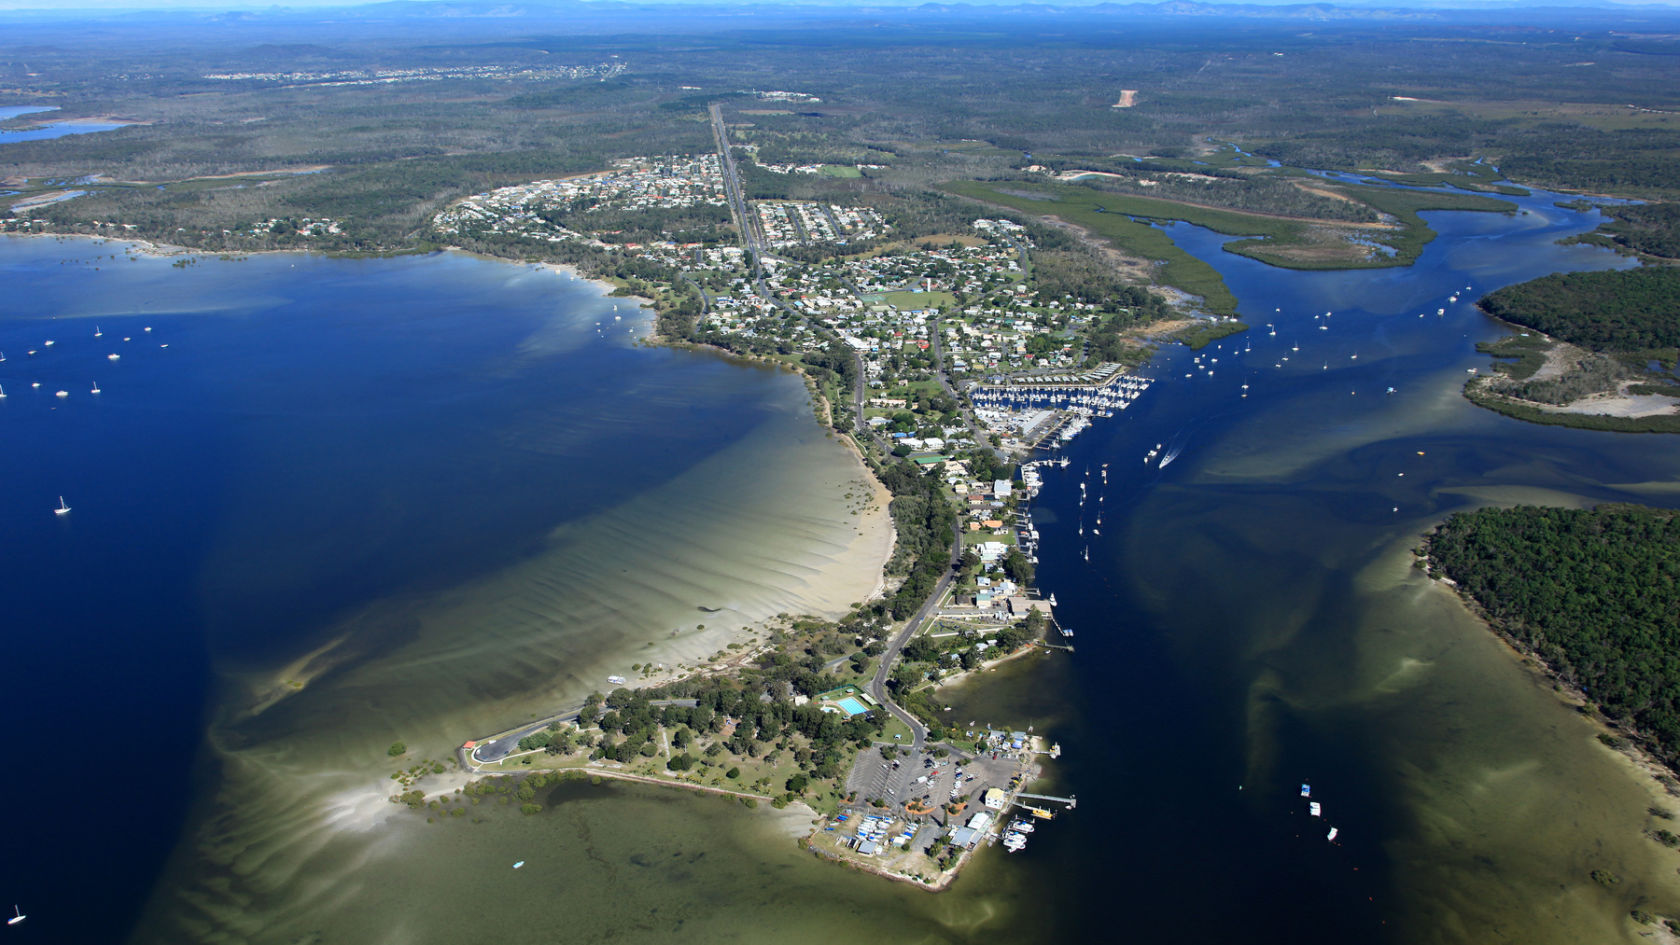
879,717,915,744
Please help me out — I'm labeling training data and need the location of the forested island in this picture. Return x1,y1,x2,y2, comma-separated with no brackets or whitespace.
1424,505,1680,768
1469,266,1680,432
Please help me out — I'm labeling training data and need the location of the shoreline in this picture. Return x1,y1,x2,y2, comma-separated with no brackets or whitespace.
1420,540,1680,791
3,230,897,768
930,639,1048,693
427,252,901,749
1414,540,1680,933
1465,306,1680,434
6,228,995,896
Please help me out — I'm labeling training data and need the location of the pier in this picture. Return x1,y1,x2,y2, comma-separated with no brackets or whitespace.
970,370,1151,452
1025,412,1078,450
1014,791,1077,810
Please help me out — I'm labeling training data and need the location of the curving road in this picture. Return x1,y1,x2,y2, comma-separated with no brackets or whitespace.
866,514,962,752
466,698,698,767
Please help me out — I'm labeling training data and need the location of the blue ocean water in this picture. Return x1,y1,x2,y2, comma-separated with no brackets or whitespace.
4,183,1678,945
1016,191,1680,942
0,240,794,943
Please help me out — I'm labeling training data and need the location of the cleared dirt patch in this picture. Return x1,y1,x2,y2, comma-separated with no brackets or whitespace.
1548,388,1680,418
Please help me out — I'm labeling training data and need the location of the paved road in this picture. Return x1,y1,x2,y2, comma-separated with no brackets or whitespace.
468,698,698,766
710,102,804,328
708,103,764,267
677,271,711,314
866,512,963,752
928,316,1005,463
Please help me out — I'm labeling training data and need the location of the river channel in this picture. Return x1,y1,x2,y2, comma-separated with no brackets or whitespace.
5,177,1677,945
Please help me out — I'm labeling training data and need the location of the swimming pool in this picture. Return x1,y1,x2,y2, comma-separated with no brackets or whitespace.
836,697,868,716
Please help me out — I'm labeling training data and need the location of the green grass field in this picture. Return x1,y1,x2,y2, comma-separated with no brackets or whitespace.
879,717,915,744
878,290,956,309
883,379,945,397
821,165,864,178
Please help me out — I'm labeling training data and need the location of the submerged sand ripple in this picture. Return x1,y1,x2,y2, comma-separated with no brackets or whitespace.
135,361,892,944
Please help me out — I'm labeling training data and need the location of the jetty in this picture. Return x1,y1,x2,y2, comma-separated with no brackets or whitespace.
1014,791,1077,810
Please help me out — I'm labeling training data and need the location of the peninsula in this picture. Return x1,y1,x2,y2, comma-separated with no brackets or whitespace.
9,6,1680,936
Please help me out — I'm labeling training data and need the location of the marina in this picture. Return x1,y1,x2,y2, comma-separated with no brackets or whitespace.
5,159,1678,944
969,371,1153,451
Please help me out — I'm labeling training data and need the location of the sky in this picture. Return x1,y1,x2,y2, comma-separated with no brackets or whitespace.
5,0,1680,11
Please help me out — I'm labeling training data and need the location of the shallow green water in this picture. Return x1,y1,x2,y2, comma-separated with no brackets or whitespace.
12,188,1678,945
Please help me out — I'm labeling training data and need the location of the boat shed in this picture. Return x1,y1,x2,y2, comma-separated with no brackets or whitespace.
1006,597,1053,617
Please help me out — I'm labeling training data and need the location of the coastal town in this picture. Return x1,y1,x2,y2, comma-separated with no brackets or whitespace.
0,130,1182,893
198,59,629,87
431,151,1166,450
12,10,1680,941
426,140,1180,885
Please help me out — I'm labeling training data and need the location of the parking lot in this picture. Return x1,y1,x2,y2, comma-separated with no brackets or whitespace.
844,743,1029,823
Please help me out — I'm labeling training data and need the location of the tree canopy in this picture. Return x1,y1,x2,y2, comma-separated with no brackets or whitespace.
1427,504,1680,765
1478,266,1680,352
